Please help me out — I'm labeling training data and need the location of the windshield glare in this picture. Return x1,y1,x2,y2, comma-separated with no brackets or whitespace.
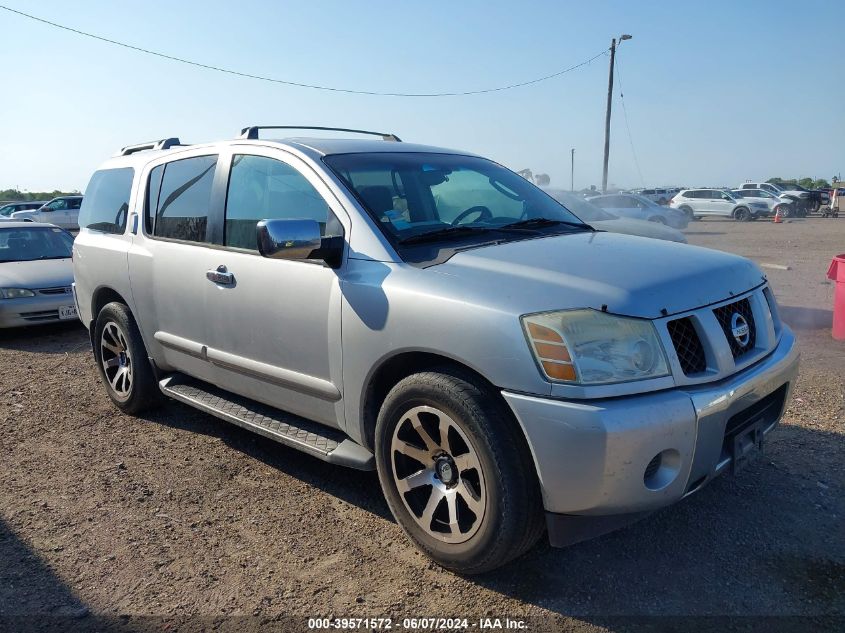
324,153,585,242
0,227,74,262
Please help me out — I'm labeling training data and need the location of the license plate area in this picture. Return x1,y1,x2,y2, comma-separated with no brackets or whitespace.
720,385,787,475
730,421,764,474
59,305,77,320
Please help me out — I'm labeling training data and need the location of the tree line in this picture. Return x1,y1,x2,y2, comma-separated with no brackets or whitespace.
0,189,81,202
766,177,834,190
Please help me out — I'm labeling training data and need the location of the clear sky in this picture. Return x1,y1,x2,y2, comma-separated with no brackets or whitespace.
1,0,842,192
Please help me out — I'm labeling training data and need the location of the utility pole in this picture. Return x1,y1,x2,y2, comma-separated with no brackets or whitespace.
570,148,575,191
602,34,632,193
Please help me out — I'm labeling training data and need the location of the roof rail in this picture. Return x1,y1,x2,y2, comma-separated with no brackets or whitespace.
118,137,184,156
238,126,401,142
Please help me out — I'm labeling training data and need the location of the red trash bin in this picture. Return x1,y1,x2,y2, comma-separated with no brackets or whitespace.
828,254,845,340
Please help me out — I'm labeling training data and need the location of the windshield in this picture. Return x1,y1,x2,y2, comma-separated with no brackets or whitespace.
543,189,616,221
324,152,587,243
0,205,17,217
0,226,74,262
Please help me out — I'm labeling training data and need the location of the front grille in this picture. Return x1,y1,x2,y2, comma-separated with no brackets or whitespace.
667,317,707,375
20,310,60,322
38,286,72,296
713,298,756,359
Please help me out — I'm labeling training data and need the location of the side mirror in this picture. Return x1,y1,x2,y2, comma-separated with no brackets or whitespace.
257,219,342,267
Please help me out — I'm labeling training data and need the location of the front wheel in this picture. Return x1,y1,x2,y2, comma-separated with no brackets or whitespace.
679,206,696,221
375,370,544,574
734,207,751,221
93,302,160,414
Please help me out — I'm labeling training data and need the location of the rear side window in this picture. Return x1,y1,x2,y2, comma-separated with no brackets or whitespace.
224,154,334,251
152,155,217,243
79,168,134,234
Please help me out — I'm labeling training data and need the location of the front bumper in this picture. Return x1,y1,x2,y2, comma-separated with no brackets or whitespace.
0,294,78,328
503,326,799,524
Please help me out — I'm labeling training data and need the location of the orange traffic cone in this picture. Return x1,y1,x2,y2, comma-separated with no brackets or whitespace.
773,208,783,223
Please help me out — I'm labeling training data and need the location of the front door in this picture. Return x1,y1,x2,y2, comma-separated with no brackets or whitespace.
201,148,347,429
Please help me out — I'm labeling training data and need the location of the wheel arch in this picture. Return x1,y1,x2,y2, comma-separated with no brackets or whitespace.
360,350,519,453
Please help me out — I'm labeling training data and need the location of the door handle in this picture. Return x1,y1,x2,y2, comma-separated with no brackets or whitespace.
206,265,234,285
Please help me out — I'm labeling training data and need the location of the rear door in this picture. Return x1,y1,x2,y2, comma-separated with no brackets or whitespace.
127,152,224,386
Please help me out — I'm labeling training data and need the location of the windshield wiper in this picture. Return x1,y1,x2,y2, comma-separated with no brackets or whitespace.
500,217,593,231
397,225,498,245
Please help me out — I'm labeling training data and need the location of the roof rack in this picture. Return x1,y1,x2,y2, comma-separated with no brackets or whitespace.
118,138,184,156
238,126,401,142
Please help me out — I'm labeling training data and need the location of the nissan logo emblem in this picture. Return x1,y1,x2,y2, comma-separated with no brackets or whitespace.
731,313,750,347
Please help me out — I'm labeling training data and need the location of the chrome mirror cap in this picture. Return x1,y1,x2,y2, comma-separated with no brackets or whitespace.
257,219,322,260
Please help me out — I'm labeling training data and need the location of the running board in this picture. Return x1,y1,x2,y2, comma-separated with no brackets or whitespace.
158,374,374,470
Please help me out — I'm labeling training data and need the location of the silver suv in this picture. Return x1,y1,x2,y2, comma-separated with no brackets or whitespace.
73,127,799,573
670,188,770,221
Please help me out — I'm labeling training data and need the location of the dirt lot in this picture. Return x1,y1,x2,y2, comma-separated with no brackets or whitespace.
1,217,843,632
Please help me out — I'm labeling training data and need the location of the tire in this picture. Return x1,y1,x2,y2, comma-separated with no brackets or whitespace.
679,206,696,221
733,207,751,222
93,302,160,414
779,205,792,218
375,369,544,574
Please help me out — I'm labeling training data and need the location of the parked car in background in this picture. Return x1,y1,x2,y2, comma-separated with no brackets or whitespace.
10,195,84,230
0,222,77,328
730,189,788,217
670,189,769,221
589,193,689,229
0,201,48,217
738,182,813,215
544,190,687,243
629,188,672,205
73,128,798,573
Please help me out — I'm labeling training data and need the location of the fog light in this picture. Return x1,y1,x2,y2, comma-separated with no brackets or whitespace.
643,449,681,491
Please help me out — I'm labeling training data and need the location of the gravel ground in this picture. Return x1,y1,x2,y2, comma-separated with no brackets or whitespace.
0,216,843,632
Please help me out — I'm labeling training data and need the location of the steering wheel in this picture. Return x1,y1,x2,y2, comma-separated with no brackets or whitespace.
451,205,493,226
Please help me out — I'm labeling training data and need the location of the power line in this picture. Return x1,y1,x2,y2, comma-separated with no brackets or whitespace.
614,57,645,186
0,4,609,98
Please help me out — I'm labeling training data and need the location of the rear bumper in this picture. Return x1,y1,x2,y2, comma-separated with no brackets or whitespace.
503,327,799,522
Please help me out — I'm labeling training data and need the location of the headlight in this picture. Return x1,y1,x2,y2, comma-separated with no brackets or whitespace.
522,309,670,385
0,288,36,299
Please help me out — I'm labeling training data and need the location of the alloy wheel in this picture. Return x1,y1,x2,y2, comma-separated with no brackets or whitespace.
100,321,133,400
390,406,487,544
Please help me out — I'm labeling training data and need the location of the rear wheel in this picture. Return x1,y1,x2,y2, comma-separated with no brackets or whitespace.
94,302,160,414
375,369,544,574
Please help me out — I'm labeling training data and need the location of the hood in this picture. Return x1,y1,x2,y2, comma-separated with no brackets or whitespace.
590,218,687,243
433,231,763,319
0,258,74,289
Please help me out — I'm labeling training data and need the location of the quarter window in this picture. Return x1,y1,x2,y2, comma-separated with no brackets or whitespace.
153,155,217,243
224,154,334,251
79,168,134,234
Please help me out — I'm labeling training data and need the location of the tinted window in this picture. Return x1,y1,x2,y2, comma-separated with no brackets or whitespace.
741,184,754,189
224,155,335,251
79,169,133,234
145,165,164,234
687,191,703,199
154,155,217,243
68,198,82,210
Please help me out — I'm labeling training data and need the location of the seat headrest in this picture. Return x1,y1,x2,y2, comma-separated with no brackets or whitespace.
358,186,394,215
